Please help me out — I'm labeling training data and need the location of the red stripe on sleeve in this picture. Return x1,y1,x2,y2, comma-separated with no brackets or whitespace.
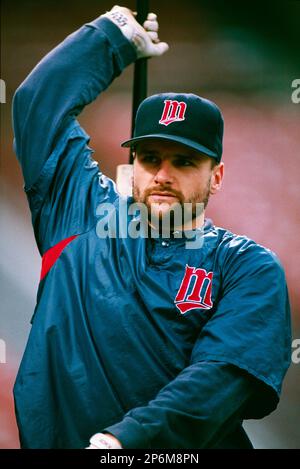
40,235,78,281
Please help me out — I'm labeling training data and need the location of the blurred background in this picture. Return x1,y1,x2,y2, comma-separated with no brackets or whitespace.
0,0,299,448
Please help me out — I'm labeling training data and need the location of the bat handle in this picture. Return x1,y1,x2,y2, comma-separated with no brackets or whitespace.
117,1,149,196
130,0,149,164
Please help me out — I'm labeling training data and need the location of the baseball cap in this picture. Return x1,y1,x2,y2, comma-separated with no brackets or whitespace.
121,93,224,162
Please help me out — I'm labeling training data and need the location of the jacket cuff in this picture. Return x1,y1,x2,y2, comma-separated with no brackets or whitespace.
86,17,137,69
103,416,151,449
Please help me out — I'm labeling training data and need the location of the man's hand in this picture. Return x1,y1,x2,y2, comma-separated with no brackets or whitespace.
102,5,169,59
86,432,123,449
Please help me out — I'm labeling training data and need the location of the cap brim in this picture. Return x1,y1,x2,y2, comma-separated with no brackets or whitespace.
121,134,219,160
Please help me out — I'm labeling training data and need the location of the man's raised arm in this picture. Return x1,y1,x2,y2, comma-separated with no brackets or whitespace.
12,6,168,190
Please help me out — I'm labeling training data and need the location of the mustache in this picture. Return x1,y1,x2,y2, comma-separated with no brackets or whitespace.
143,186,183,201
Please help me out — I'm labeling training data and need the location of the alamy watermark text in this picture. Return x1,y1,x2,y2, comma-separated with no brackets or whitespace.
0,339,6,364
291,79,300,104
96,198,205,249
0,79,6,104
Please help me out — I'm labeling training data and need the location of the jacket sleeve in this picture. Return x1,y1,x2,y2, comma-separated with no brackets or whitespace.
103,361,260,449
12,17,136,254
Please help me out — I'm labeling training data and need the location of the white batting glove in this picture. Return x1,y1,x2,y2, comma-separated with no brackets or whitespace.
86,433,123,449
102,5,169,59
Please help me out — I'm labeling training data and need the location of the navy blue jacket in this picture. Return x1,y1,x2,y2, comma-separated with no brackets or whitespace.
13,17,291,449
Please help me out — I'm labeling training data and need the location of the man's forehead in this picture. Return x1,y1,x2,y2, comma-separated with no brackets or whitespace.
135,139,206,159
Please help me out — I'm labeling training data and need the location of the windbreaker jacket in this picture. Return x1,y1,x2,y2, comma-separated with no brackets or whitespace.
12,17,291,449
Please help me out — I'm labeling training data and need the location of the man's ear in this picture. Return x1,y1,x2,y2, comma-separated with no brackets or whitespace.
210,162,224,195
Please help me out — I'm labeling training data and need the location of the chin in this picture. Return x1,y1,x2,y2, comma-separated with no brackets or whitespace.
151,209,171,221
148,201,176,216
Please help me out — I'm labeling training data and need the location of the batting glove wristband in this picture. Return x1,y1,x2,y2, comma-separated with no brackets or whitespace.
86,433,123,449
101,5,169,59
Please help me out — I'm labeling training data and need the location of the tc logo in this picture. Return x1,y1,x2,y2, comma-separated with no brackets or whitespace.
159,100,187,126
175,265,213,314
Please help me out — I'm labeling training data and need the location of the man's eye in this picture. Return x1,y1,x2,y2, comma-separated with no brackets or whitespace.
142,155,159,164
174,159,194,167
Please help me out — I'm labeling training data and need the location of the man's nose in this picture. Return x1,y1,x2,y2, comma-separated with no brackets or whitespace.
154,160,174,185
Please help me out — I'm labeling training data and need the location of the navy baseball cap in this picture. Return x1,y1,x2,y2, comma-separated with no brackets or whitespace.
121,93,224,162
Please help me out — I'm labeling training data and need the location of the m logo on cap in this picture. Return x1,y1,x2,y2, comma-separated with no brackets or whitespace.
159,100,187,126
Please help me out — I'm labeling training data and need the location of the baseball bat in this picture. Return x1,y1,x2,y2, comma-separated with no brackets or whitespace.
116,0,149,197
130,0,149,163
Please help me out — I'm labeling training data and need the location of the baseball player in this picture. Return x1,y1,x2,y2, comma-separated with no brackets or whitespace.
12,6,291,449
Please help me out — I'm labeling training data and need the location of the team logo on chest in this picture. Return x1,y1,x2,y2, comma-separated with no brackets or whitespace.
159,99,187,126
175,264,213,314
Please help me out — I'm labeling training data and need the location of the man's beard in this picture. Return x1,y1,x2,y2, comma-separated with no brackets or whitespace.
132,178,211,233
